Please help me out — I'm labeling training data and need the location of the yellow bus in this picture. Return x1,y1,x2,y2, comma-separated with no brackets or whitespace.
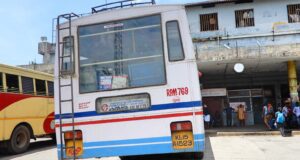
0,63,54,154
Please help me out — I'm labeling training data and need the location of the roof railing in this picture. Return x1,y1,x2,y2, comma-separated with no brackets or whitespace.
91,0,156,14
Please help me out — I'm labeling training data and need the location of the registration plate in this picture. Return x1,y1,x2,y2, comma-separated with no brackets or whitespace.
171,131,194,150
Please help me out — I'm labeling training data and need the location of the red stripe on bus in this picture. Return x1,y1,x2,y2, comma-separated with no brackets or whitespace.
0,93,33,111
56,111,203,127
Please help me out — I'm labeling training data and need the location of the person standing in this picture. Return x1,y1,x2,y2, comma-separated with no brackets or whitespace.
293,102,300,128
224,105,234,127
283,100,293,129
237,104,246,127
275,107,285,132
203,104,211,129
262,103,273,130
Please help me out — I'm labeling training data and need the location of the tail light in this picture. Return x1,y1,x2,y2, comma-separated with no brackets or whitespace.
64,130,83,157
64,130,82,140
170,121,193,132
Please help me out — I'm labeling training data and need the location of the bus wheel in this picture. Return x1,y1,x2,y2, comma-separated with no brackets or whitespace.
7,125,31,154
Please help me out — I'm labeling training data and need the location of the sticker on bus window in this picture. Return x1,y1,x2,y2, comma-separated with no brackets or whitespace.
96,94,150,113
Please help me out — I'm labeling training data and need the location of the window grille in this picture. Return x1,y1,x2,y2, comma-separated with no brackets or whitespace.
200,13,219,31
287,4,300,23
235,9,254,28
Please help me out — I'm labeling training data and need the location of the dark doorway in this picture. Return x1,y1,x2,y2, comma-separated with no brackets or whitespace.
252,97,263,124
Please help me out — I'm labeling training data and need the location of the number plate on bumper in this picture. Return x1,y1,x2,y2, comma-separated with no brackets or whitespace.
171,131,194,150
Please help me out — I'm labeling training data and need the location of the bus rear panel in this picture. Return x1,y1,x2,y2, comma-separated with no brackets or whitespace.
55,4,204,159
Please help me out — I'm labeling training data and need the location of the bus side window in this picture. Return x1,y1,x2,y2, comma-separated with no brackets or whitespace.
36,79,46,95
61,36,74,75
6,74,20,93
22,77,34,95
166,21,185,61
47,81,54,96
0,73,3,92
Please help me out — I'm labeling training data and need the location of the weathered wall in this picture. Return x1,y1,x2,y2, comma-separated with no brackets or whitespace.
186,0,300,61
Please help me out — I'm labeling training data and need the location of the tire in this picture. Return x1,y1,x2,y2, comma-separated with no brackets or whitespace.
193,152,204,159
7,125,31,154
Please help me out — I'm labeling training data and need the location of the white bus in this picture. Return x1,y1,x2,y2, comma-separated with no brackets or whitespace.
55,1,204,159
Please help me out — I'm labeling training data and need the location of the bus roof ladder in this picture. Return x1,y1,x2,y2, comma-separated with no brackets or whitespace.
91,0,156,13
56,13,79,160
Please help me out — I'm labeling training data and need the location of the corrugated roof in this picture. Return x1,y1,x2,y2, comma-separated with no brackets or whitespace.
185,0,238,7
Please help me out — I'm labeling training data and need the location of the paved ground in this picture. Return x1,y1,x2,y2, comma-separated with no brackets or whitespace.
0,135,299,160
204,136,300,160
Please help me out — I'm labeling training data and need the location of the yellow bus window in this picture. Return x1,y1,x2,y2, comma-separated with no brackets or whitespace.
6,74,19,93
22,77,34,95
0,73,3,92
47,81,54,96
36,79,46,95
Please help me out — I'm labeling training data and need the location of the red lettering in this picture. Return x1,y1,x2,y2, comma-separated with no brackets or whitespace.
167,90,170,96
167,87,189,97
184,87,189,95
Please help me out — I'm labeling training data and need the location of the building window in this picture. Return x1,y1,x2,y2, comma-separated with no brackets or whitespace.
287,4,300,23
200,13,219,31
235,9,254,28
166,21,184,61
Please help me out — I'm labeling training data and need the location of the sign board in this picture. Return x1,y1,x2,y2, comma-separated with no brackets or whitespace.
201,88,227,97
96,94,150,113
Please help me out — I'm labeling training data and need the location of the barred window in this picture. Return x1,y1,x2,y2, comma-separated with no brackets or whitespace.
235,9,254,28
200,13,219,31
287,4,300,23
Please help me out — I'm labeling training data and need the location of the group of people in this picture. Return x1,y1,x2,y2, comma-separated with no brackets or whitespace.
204,99,300,130
263,99,300,131
204,103,247,128
203,104,222,129
224,104,246,127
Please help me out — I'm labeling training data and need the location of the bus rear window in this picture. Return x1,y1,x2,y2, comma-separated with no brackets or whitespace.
166,21,184,61
78,15,166,93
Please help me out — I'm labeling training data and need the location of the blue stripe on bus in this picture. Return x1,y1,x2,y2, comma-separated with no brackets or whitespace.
55,101,202,119
57,134,205,159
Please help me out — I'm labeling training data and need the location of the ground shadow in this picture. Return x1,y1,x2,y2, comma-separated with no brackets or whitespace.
0,138,56,160
203,136,215,160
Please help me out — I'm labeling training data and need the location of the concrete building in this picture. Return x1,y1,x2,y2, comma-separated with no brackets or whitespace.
38,36,55,64
185,0,300,125
18,37,55,74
